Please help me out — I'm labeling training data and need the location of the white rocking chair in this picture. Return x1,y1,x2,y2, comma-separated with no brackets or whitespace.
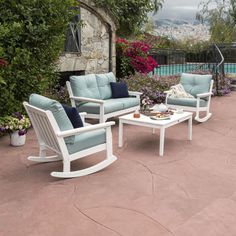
165,73,214,123
23,101,117,178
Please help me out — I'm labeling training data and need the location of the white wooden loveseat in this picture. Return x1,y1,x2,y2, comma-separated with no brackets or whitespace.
67,72,142,123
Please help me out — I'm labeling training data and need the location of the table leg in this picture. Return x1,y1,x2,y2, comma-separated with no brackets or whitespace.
118,120,123,147
188,116,192,140
159,127,165,156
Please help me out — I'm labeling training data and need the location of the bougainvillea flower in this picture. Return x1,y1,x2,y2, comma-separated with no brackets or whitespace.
116,37,158,74
0,58,8,66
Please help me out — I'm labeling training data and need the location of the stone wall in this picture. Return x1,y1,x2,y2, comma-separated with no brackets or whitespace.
58,0,116,75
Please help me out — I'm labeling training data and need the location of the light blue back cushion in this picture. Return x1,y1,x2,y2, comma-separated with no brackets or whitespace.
96,72,116,99
181,73,212,100
29,94,74,144
70,74,101,99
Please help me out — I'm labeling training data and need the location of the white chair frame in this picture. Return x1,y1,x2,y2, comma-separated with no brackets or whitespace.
66,81,142,123
23,102,117,178
165,80,214,123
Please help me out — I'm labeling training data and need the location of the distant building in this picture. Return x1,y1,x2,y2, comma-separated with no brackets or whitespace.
154,19,210,41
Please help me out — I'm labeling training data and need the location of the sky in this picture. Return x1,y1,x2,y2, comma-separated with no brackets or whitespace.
154,0,203,22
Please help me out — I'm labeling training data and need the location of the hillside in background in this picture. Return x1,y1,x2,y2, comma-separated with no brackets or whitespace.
152,18,210,41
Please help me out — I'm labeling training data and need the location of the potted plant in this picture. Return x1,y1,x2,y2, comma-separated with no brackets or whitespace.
141,96,152,114
0,112,31,146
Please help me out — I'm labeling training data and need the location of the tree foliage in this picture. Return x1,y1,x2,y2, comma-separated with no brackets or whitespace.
197,0,236,43
94,0,164,36
0,0,78,116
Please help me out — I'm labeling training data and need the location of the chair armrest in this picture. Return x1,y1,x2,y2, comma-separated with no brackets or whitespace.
128,91,143,96
57,121,115,138
164,90,172,94
164,90,172,102
79,112,87,124
196,92,212,98
70,96,104,104
79,112,87,117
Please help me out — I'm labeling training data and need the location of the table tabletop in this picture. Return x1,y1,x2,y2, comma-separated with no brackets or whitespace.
119,111,193,127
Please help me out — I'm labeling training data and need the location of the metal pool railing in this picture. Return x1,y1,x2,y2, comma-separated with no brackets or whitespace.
224,63,236,74
153,63,236,76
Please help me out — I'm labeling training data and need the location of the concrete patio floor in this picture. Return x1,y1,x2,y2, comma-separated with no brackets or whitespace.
1,92,236,236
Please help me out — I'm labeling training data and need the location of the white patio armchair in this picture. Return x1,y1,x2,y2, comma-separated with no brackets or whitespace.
165,73,214,122
23,94,117,178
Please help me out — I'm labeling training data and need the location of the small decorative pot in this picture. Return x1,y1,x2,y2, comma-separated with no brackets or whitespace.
140,105,147,113
10,131,26,146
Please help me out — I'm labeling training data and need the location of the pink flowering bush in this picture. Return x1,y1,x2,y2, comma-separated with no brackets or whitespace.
116,38,158,78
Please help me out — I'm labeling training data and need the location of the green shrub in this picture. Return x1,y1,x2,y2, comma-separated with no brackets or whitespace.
213,74,231,96
123,73,180,104
45,84,70,105
0,0,78,117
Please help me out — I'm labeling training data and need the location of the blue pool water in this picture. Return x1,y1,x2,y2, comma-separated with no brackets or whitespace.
153,63,236,76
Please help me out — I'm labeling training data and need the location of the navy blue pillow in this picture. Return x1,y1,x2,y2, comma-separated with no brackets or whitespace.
62,104,83,128
110,82,129,98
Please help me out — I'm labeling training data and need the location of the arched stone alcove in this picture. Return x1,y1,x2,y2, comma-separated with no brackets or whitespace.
59,0,117,75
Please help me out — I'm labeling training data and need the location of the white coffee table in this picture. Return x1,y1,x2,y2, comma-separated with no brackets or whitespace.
118,112,193,156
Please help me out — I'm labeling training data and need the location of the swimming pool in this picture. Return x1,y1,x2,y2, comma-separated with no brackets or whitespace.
153,63,236,76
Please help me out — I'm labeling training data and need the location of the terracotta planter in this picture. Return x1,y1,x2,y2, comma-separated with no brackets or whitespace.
10,131,26,146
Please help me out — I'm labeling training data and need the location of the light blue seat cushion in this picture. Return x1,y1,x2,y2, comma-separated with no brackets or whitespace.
77,99,123,114
70,74,101,99
66,129,106,154
167,97,207,107
76,97,139,114
112,97,139,109
96,72,116,99
29,94,74,144
181,73,212,100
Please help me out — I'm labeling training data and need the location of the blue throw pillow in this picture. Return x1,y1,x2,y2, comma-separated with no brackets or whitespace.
110,82,129,98
62,104,84,128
